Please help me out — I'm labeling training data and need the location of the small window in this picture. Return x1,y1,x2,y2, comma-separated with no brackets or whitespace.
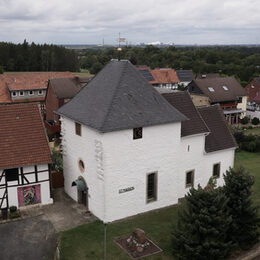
75,122,81,136
222,86,229,91
238,97,243,103
12,91,17,97
133,127,142,139
78,159,85,172
213,163,220,178
208,87,215,92
5,168,19,182
38,90,43,95
29,90,34,96
19,91,24,96
147,172,157,203
186,170,194,188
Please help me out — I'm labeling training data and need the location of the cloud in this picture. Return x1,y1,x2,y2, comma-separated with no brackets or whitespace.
0,0,259,44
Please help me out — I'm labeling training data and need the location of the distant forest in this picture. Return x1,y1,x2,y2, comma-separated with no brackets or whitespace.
0,40,79,73
79,45,260,86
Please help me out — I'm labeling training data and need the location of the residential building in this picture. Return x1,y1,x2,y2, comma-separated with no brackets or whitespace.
57,60,236,223
0,72,75,106
150,68,180,89
186,77,248,124
176,70,194,87
0,103,53,214
45,76,92,134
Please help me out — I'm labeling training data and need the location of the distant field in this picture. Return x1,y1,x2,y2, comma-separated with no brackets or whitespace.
75,69,93,78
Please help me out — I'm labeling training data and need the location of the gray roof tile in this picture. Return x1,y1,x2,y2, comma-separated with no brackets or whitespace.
57,60,187,132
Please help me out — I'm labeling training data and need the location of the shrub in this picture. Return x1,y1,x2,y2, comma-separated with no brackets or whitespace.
9,206,17,213
223,168,259,249
9,211,21,219
251,117,260,125
172,184,232,260
241,116,249,125
53,150,63,172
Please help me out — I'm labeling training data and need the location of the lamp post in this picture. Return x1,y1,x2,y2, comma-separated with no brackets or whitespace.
104,222,107,260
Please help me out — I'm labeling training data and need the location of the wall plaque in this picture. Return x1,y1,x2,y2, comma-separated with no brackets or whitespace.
119,187,135,194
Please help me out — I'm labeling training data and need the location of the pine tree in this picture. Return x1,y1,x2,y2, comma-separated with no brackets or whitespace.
172,184,232,260
223,167,259,249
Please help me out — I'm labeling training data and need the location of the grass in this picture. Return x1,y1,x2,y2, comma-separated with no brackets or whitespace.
60,151,260,260
234,151,260,207
243,127,260,136
74,69,93,78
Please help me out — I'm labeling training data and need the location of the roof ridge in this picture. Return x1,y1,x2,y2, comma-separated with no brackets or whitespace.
100,61,128,131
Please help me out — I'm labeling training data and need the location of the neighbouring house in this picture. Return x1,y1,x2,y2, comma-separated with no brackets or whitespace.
150,68,180,89
186,77,248,124
0,72,75,114
176,70,194,87
0,103,53,215
56,60,236,223
136,66,157,85
245,77,260,111
45,76,92,134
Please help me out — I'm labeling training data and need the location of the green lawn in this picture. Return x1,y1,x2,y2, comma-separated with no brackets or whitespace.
75,69,93,78
60,151,260,260
243,127,260,136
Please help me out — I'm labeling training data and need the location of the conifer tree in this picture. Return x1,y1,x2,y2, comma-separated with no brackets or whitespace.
223,167,259,249
172,184,232,260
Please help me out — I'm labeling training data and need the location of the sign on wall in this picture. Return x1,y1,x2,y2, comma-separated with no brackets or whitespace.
119,187,135,194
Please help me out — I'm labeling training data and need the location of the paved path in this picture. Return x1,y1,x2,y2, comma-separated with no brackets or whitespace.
0,215,57,260
0,188,97,260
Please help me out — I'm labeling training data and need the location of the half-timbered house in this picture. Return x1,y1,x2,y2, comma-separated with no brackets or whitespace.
0,103,53,216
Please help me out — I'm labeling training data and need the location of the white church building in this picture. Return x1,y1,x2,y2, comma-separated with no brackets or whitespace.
57,60,237,223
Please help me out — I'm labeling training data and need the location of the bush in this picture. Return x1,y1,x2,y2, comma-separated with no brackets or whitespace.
9,211,21,219
223,168,259,249
172,184,232,260
241,116,249,125
53,150,63,172
251,117,260,125
9,206,17,213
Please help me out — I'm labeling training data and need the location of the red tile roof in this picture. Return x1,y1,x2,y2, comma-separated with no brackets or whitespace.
151,68,180,84
0,103,52,168
0,72,75,104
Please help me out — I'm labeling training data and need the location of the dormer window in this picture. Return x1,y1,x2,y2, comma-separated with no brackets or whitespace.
238,97,243,103
29,90,34,96
19,91,24,96
222,86,229,91
133,127,142,139
12,91,17,97
38,90,43,95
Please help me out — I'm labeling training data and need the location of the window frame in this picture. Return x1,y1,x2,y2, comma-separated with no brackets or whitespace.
38,90,43,96
185,169,194,188
19,91,24,96
75,122,82,136
28,90,34,96
5,168,19,182
146,172,158,203
11,91,17,97
212,163,221,178
133,127,142,140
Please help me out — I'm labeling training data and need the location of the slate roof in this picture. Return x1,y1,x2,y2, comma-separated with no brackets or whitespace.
162,91,209,137
0,103,52,169
57,60,187,133
191,77,247,103
176,70,194,82
151,68,179,84
48,77,89,99
198,105,237,153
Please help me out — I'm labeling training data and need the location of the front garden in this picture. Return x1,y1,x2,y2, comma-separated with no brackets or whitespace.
59,151,260,260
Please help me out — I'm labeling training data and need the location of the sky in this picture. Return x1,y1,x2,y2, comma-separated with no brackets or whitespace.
0,0,260,45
